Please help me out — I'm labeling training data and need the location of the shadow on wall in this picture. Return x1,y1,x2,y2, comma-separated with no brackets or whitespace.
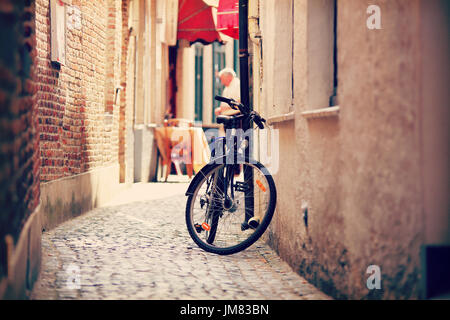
0,0,41,299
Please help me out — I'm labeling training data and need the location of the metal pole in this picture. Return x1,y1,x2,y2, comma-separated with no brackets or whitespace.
239,0,250,114
239,0,254,228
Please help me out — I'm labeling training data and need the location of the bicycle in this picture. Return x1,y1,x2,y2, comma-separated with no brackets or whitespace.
185,95,277,255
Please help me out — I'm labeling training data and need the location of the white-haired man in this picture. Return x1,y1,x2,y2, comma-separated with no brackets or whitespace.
214,68,241,116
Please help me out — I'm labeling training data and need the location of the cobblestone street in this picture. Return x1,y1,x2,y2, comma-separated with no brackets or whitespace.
31,182,330,300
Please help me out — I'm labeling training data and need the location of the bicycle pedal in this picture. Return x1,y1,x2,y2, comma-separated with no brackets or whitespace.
194,223,203,233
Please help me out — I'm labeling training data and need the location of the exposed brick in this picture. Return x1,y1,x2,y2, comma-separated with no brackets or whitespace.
35,0,123,182
1,0,134,277
0,0,39,278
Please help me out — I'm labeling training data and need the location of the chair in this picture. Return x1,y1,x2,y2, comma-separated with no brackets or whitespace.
155,118,194,181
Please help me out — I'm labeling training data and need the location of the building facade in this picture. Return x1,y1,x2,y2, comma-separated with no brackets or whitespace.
252,0,449,299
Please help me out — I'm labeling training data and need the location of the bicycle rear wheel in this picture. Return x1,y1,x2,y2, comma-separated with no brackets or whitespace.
186,160,276,255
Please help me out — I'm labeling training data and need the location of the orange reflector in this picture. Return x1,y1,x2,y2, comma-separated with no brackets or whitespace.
202,222,211,231
256,180,266,192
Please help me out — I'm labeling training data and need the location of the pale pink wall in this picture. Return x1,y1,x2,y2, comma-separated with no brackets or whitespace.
267,0,449,299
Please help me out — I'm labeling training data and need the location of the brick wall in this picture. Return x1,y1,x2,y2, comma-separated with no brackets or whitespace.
0,0,134,282
0,0,40,278
35,0,121,182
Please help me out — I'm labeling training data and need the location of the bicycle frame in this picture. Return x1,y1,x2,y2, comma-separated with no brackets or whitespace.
207,130,255,230
185,95,275,254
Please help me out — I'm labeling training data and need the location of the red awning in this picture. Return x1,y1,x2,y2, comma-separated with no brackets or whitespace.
177,0,222,45
217,0,239,40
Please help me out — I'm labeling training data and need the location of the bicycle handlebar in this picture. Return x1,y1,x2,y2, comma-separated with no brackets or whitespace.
214,95,234,105
214,95,266,129
251,112,266,129
214,95,243,112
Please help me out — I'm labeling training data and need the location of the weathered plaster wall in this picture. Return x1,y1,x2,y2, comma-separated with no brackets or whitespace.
40,164,120,230
337,0,423,299
261,0,448,299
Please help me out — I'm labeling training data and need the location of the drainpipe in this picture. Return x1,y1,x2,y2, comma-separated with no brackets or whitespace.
239,0,250,115
239,0,254,228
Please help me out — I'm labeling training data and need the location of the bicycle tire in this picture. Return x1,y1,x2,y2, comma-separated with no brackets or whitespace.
185,159,277,255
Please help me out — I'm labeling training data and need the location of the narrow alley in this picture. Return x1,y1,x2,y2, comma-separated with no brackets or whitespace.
30,182,330,300
1,0,449,302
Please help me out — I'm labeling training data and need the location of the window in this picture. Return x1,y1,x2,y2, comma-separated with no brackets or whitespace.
307,0,336,109
212,42,226,122
50,0,66,65
330,0,338,106
194,44,204,122
260,0,293,117
233,39,240,78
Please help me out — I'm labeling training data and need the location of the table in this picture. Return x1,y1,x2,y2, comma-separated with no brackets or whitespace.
154,123,211,181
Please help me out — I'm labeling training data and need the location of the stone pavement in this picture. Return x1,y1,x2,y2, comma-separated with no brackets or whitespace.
31,181,331,300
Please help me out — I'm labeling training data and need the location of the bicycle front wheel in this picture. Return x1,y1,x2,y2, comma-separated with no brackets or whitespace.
186,160,276,255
